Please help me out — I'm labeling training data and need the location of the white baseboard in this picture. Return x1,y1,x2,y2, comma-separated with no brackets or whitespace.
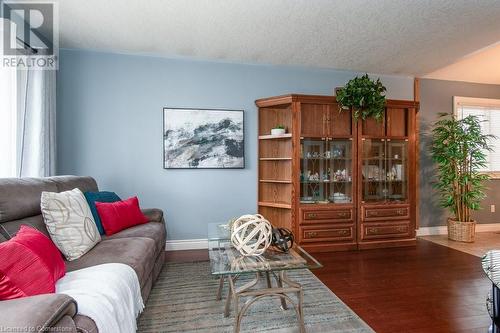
166,224,500,250
417,223,500,236
166,238,208,251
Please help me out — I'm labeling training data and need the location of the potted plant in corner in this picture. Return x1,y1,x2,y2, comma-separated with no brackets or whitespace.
431,112,495,242
336,74,387,122
271,125,286,136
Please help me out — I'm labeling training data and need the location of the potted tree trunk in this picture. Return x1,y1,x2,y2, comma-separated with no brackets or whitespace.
431,112,494,242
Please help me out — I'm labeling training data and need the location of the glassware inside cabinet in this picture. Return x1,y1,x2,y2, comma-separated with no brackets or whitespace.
361,138,409,203
386,139,408,202
361,139,386,202
300,139,327,203
326,139,353,203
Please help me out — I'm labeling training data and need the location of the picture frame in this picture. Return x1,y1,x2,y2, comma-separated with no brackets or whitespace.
163,108,245,169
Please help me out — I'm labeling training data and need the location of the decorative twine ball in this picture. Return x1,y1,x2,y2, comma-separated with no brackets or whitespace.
231,214,272,256
271,227,294,253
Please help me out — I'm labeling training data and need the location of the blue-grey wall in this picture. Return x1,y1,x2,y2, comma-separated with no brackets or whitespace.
419,79,500,227
57,49,414,240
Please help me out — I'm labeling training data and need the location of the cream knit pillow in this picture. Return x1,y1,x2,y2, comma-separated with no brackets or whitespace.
41,188,101,261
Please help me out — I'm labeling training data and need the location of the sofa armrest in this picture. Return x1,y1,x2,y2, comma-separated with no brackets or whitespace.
0,294,77,332
142,208,164,223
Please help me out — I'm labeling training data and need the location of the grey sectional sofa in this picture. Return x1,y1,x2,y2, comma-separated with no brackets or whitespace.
0,176,166,333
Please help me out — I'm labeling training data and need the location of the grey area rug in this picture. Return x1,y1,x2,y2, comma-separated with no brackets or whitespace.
137,261,374,333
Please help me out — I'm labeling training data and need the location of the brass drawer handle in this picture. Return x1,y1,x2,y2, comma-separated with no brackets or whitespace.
307,231,318,238
307,213,317,219
367,226,406,235
338,212,349,218
339,230,349,236
397,209,406,215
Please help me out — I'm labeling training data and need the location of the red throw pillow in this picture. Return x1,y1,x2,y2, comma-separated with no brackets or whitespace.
14,226,66,282
95,196,148,236
0,271,26,300
0,226,66,300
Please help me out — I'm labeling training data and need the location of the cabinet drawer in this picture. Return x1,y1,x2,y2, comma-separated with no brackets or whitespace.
363,206,409,221
300,225,354,243
361,221,411,240
302,209,352,222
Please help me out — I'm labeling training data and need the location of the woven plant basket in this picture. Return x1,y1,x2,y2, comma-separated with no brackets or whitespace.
447,218,476,243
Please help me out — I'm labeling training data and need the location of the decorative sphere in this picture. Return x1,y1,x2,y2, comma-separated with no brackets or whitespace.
271,228,294,253
231,214,272,256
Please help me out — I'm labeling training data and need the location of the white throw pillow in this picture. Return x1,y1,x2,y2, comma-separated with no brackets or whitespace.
41,188,101,261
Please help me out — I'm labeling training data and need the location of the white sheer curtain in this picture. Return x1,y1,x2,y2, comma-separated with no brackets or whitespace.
0,63,17,177
0,16,56,178
16,66,56,177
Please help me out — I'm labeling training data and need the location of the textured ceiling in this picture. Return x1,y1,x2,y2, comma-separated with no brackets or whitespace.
424,42,500,84
56,0,500,77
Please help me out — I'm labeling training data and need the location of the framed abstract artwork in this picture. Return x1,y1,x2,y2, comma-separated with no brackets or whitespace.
163,108,244,169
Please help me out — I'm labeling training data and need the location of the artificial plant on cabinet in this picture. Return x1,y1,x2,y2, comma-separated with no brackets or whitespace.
336,74,387,122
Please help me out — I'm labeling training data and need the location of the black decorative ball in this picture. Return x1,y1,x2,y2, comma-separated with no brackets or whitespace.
271,228,294,253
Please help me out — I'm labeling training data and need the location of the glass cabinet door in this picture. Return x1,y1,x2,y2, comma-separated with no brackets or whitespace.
326,139,353,203
361,139,386,202
386,139,408,202
300,139,327,203
361,138,409,203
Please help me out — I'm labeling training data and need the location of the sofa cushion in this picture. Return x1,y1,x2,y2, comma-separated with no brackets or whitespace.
105,222,166,258
0,177,57,223
84,191,121,235
65,237,156,288
0,215,50,241
0,293,77,332
41,188,101,261
52,315,78,333
0,176,99,243
74,314,97,333
96,197,148,236
48,176,98,193
141,208,164,223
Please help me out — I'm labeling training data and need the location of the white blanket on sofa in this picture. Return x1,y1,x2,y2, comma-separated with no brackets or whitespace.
56,263,144,333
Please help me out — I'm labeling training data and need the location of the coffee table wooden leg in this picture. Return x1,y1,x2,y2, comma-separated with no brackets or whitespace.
224,276,233,317
298,287,305,333
274,272,289,310
265,271,272,287
229,271,305,333
217,275,225,301
280,271,305,332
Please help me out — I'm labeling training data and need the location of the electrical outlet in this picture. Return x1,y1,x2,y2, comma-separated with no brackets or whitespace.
491,205,496,213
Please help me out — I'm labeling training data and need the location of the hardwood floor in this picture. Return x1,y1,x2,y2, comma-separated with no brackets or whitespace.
313,239,491,332
165,239,492,332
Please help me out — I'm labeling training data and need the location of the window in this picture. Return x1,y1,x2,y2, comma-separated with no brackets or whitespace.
454,96,500,178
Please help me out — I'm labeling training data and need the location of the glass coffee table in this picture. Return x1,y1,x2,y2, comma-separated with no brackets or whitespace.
482,250,500,332
208,223,322,333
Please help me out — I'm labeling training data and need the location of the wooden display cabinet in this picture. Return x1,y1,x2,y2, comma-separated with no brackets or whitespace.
256,94,419,252
357,101,418,249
